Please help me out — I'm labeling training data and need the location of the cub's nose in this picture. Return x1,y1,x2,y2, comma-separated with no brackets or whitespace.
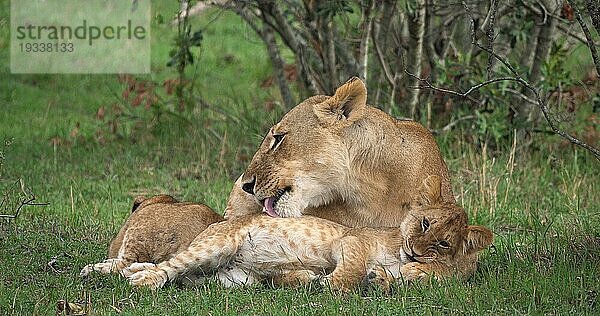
241,176,256,195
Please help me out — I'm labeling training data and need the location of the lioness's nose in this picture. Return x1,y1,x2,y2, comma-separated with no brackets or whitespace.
241,177,256,195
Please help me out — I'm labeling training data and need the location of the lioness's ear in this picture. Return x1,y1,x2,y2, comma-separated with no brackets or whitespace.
463,225,493,255
314,77,367,125
414,175,442,207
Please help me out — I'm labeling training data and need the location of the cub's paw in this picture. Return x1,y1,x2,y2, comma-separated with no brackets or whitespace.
80,264,95,277
128,269,168,289
121,262,156,277
319,275,351,293
80,259,121,277
362,266,394,293
290,270,319,284
400,262,430,282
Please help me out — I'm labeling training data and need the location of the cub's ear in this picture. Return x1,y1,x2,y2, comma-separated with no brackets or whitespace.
463,225,493,255
414,175,442,207
131,196,147,213
224,174,262,220
132,194,178,213
314,77,367,125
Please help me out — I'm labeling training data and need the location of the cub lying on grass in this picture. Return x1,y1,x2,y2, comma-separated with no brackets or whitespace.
80,195,223,278
126,177,493,292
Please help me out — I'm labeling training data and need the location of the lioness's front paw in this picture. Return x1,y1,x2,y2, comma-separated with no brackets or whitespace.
400,262,429,282
121,262,156,277
128,269,167,289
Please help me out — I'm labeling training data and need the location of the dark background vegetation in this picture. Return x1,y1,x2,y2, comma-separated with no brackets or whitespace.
0,0,599,314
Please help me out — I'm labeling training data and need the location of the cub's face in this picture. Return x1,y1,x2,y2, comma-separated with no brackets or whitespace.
400,205,493,264
241,78,368,218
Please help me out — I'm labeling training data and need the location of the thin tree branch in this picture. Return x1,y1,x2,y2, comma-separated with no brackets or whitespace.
456,1,600,160
431,115,477,135
505,88,538,105
261,2,325,94
566,0,600,79
405,70,517,103
557,24,589,45
372,27,395,86
0,179,49,220
522,1,588,44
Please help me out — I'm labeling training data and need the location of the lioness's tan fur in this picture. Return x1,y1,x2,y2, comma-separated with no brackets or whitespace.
80,195,223,277
226,77,454,228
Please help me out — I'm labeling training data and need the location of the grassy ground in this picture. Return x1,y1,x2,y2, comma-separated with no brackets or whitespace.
1,1,599,315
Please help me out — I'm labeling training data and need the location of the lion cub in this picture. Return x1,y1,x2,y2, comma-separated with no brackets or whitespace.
126,177,493,292
80,195,223,277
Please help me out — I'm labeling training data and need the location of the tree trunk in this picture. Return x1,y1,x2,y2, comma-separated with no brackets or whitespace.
408,0,427,118
522,0,559,122
518,25,540,70
358,0,376,81
266,3,324,94
262,24,296,109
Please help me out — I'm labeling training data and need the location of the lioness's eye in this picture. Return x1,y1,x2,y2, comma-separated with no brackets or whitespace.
438,240,450,249
421,217,430,233
271,133,285,150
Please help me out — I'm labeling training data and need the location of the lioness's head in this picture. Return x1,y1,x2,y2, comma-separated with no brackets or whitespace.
400,176,493,264
241,77,368,217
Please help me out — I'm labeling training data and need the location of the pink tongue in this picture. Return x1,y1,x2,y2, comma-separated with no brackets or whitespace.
262,197,279,217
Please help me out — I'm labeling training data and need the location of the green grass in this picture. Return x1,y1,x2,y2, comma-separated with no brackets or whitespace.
1,1,599,315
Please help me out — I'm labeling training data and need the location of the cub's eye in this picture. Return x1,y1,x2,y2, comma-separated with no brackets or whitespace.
438,240,450,249
271,133,286,150
421,217,430,233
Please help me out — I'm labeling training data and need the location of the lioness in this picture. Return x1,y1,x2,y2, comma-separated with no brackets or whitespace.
126,176,493,292
80,195,223,277
225,77,455,228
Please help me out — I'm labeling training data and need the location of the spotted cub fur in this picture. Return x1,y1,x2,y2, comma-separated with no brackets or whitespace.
126,177,493,292
80,195,223,278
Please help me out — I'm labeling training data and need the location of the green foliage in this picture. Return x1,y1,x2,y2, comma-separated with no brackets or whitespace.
540,39,575,90
167,27,203,68
0,138,11,178
316,0,354,18
473,107,510,145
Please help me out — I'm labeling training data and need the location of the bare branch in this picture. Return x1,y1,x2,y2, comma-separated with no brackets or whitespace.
371,27,395,86
566,0,600,79
262,3,325,94
557,24,589,45
0,179,49,220
504,88,538,105
405,70,518,103
431,115,477,135
451,1,600,160
522,2,588,44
